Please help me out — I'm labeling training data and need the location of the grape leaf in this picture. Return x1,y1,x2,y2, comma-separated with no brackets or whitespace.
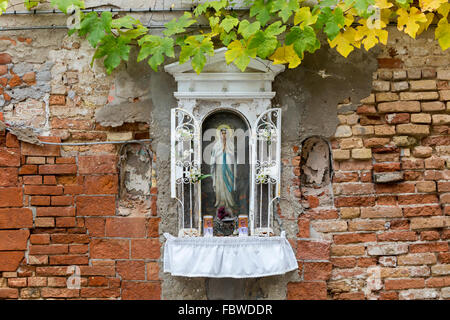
397,7,428,38
435,17,450,50
271,0,299,23
419,0,447,12
163,12,196,37
0,0,9,14
318,0,339,7
25,0,40,10
355,18,388,50
285,26,321,57
111,16,140,30
220,15,239,33
93,35,131,74
220,30,237,45
209,16,220,27
437,2,450,18
179,36,214,74
248,22,285,59
395,0,413,9
137,35,174,71
375,0,393,9
294,7,318,29
225,39,257,72
269,44,301,68
238,20,261,39
345,0,375,17
416,12,434,35
119,25,148,42
328,27,361,57
250,0,274,26
316,7,346,40
78,11,112,48
50,0,85,14
194,0,228,16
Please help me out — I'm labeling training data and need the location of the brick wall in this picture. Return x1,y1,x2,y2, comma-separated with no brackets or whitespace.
0,29,449,299
0,129,161,299
287,35,450,300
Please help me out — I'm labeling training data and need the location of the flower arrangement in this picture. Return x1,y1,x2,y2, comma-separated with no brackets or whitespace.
217,206,230,220
258,127,277,142
189,166,211,184
176,127,194,141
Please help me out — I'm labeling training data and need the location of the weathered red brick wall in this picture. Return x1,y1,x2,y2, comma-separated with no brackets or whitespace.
287,39,450,300
0,29,449,300
0,127,161,299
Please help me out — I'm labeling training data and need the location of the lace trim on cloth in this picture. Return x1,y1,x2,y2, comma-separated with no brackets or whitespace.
163,232,298,278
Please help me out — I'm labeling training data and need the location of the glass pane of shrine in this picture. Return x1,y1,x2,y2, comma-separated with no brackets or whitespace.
201,111,250,236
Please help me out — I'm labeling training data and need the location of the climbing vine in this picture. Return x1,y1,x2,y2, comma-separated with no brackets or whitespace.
1,0,449,74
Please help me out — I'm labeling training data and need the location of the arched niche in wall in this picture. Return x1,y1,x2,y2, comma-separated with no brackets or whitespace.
200,110,250,236
299,136,334,208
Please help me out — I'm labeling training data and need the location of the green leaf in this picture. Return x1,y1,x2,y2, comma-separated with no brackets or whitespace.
395,0,413,9
163,12,196,37
248,21,285,59
93,35,131,74
285,26,321,57
50,0,85,14
317,0,339,6
194,0,228,16
209,16,220,27
250,0,274,26
271,0,299,23
119,24,148,42
345,0,375,17
316,7,345,40
78,11,112,48
138,36,174,71
179,36,214,74
0,0,8,14
225,39,257,72
25,0,40,10
220,15,239,33
294,7,319,29
238,20,261,39
111,16,139,29
265,20,286,37
220,30,237,45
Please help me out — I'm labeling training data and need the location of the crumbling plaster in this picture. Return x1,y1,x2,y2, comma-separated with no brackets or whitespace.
0,2,379,299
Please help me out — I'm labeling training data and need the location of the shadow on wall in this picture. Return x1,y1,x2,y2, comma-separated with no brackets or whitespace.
272,43,380,142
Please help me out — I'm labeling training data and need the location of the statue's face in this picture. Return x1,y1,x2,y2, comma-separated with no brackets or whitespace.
221,130,226,142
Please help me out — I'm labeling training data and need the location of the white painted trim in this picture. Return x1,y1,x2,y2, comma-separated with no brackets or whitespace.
173,92,276,99
173,73,276,81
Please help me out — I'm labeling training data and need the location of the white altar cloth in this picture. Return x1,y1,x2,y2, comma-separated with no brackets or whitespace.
163,232,298,278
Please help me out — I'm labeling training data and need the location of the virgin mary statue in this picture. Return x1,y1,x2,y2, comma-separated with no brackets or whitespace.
210,124,236,215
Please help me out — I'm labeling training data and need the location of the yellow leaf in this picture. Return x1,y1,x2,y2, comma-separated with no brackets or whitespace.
344,13,355,27
436,17,450,51
269,44,302,68
397,7,428,38
294,7,318,29
328,27,360,58
356,19,388,51
419,0,447,12
437,2,450,18
375,0,393,10
417,12,434,35
380,8,392,25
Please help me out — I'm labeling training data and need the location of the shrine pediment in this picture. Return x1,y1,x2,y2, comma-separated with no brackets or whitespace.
164,47,285,99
